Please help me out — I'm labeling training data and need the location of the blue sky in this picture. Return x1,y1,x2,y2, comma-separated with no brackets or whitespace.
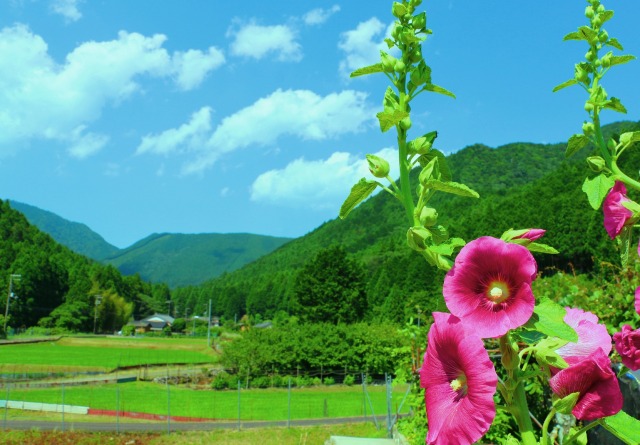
1,0,639,248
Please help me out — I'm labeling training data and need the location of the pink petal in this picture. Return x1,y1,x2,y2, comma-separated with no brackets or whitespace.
635,286,640,316
557,308,612,364
603,181,632,239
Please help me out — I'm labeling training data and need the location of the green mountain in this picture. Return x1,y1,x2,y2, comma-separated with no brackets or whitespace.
104,232,292,288
8,201,120,260
171,120,640,322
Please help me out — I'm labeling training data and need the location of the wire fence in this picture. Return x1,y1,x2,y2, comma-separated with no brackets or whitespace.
0,369,413,435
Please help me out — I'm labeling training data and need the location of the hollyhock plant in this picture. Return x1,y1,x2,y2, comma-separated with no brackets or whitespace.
613,325,640,371
636,286,640,316
549,348,623,421
443,236,537,338
420,312,497,445
556,308,612,366
603,181,633,239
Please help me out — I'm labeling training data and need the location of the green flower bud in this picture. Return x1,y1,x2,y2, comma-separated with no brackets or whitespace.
584,102,594,112
394,60,406,73
407,226,431,251
381,52,396,73
391,24,401,40
419,207,438,227
392,2,407,18
410,48,422,64
597,4,605,13
582,121,595,136
585,50,596,61
585,5,595,18
574,64,589,84
595,58,602,67
586,156,606,172
413,12,426,30
599,30,609,43
399,117,412,130
366,154,390,178
411,0,422,7
607,138,616,150
499,336,520,371
601,52,611,68
593,16,602,27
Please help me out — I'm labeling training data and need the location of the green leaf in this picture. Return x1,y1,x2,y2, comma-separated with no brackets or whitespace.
563,26,597,44
606,38,624,51
553,78,578,93
619,131,640,147
376,109,409,133
428,225,448,245
566,133,590,157
553,392,580,415
562,31,582,41
601,410,640,445
582,174,615,210
600,10,614,24
618,226,633,267
422,179,479,198
339,178,378,219
350,63,384,78
534,337,569,369
524,298,578,342
417,150,451,182
424,83,456,99
429,238,465,256
566,426,588,445
603,97,628,114
609,55,636,67
516,329,545,345
526,242,559,254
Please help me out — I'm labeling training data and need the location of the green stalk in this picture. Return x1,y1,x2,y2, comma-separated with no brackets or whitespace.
511,379,539,445
540,408,557,445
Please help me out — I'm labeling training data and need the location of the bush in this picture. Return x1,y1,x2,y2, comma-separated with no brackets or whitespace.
249,376,270,388
311,377,322,386
323,376,335,386
343,374,355,386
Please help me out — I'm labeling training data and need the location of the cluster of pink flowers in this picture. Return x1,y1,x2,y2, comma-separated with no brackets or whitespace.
419,226,637,444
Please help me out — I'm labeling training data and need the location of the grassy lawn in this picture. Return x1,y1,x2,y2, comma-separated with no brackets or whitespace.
0,336,215,373
6,381,411,421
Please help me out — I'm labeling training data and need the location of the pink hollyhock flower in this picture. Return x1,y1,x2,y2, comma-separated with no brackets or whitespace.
420,312,497,445
515,229,546,241
556,308,611,366
613,325,640,371
443,236,537,338
603,181,633,239
635,286,640,316
549,348,622,421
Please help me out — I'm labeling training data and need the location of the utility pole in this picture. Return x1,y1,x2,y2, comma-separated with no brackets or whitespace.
93,295,103,334
207,299,212,348
4,274,21,335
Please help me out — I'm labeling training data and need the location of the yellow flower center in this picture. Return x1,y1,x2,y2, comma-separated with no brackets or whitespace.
487,281,509,304
450,373,468,395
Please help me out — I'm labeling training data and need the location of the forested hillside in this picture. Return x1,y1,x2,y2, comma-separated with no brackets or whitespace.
170,120,640,323
0,200,169,335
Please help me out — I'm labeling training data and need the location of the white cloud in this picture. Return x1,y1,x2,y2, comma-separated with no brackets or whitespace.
338,17,390,77
250,147,398,210
180,89,375,174
303,5,341,26
172,47,225,91
136,107,213,156
0,25,224,157
50,0,82,22
229,22,302,61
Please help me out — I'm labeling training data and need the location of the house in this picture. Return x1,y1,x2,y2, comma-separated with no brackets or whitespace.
127,314,174,334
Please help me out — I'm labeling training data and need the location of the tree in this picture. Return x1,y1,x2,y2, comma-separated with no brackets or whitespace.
292,246,367,324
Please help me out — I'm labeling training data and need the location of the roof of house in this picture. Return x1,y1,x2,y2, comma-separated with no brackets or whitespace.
141,314,175,324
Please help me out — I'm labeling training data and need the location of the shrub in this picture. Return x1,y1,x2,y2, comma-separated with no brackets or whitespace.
311,377,322,386
343,374,355,386
323,376,335,386
250,376,270,388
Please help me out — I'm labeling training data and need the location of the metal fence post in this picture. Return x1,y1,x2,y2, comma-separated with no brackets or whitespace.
61,383,65,432
386,373,393,438
4,384,9,430
237,379,241,430
287,377,291,428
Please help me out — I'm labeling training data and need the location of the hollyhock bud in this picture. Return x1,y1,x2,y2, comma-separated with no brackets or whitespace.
613,325,640,371
366,154,390,178
602,181,633,239
515,229,546,242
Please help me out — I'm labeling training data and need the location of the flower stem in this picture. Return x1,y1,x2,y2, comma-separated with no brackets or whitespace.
563,419,603,445
540,408,556,445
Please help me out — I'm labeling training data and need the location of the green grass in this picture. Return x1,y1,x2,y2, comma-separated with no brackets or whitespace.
7,381,410,421
0,337,215,373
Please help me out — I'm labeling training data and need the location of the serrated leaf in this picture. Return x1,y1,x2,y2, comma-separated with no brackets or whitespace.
609,55,636,67
601,410,640,445
562,31,582,41
376,109,409,133
428,225,448,245
527,243,559,254
605,38,624,51
423,179,479,198
619,131,640,147
600,10,614,24
429,238,465,256
424,83,456,99
417,150,451,182
603,97,628,114
339,178,378,219
535,337,569,369
516,329,545,345
524,298,578,343
350,63,384,78
563,26,597,43
582,174,615,210
553,79,578,93
566,133,590,157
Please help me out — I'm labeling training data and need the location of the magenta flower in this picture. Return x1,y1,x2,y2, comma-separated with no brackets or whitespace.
635,286,640,316
613,325,640,371
420,312,497,445
443,236,537,338
549,348,623,421
603,181,633,239
556,308,611,366
515,228,546,241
